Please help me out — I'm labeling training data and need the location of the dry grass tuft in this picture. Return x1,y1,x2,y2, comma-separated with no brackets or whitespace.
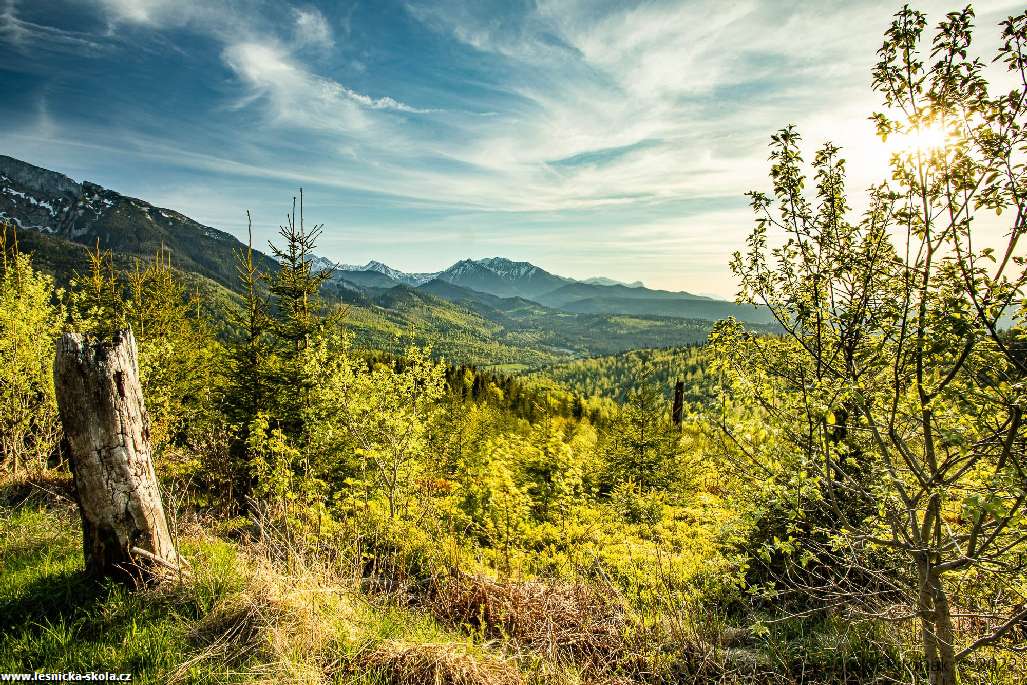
430,574,627,670
364,641,523,685
166,541,351,684
184,586,275,668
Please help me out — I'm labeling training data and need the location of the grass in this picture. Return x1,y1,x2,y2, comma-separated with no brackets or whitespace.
4,475,1021,685
0,504,256,683
0,489,535,685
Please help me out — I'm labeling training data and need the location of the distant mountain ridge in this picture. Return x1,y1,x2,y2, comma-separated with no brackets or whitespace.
328,257,773,324
0,154,775,331
582,276,645,288
335,260,437,287
336,260,646,291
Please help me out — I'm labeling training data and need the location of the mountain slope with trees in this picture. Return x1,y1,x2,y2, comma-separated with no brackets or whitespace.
0,155,280,289
1,156,774,365
2,153,771,326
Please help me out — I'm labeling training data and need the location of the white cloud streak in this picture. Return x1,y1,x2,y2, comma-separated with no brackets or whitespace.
92,0,429,119
2,0,108,52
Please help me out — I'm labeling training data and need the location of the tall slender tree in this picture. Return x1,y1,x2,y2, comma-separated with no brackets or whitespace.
268,190,332,358
226,213,271,426
266,190,334,433
712,8,1027,683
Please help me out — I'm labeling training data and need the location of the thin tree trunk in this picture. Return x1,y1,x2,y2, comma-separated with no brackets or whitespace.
54,328,180,581
930,572,958,685
918,556,941,679
672,381,684,427
918,555,958,685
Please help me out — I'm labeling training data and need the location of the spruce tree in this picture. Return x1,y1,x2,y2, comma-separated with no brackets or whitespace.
222,213,273,503
66,242,217,451
67,241,126,338
268,190,332,357
123,247,216,449
603,363,679,491
266,190,334,432
226,212,271,427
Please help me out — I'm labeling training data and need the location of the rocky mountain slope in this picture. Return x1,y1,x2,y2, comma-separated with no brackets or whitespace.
0,155,277,289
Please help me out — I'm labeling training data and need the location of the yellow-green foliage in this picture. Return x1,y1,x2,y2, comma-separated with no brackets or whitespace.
126,250,222,449
0,226,63,473
9,17,1027,675
65,244,221,451
529,346,711,405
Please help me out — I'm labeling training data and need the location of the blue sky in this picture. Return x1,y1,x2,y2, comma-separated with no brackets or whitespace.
0,0,1020,297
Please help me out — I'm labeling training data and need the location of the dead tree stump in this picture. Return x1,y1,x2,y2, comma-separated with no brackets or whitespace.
54,328,180,581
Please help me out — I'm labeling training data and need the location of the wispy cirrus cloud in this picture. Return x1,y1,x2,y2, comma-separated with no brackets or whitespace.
1,0,107,52
221,42,369,130
91,0,430,117
392,1,1022,255
293,7,333,49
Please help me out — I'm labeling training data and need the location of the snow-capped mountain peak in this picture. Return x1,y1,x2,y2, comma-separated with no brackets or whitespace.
336,259,437,286
443,258,492,277
308,255,339,273
474,256,540,278
311,254,655,299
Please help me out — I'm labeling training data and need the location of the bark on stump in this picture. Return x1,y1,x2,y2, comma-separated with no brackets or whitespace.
54,328,180,581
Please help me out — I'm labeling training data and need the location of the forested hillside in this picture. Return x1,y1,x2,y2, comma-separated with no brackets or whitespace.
4,218,726,369
527,347,713,405
2,5,1027,685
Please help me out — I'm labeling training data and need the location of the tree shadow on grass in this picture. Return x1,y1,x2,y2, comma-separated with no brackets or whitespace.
0,567,106,634
0,569,188,679
0,472,77,510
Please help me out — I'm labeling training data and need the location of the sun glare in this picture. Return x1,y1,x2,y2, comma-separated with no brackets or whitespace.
886,122,951,156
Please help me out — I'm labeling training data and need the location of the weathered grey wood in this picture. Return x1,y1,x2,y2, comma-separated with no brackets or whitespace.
54,328,180,581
